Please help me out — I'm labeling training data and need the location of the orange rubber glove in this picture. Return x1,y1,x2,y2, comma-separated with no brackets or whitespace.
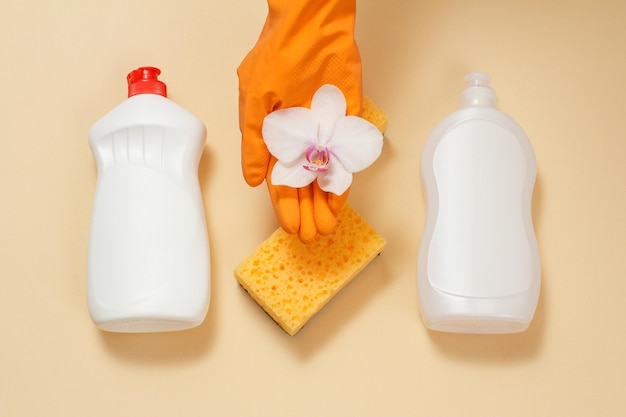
237,0,363,242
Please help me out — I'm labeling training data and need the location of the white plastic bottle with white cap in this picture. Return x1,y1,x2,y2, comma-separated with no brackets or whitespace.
417,72,540,334
87,67,210,332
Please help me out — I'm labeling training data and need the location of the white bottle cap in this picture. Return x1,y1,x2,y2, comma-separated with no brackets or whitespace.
460,72,496,107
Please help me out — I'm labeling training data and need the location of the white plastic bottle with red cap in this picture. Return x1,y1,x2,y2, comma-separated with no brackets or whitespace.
417,72,540,334
87,67,210,332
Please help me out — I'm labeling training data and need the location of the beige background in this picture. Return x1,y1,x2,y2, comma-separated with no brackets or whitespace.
1,0,625,416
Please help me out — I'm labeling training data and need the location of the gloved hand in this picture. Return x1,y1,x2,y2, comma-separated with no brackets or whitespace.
237,0,362,242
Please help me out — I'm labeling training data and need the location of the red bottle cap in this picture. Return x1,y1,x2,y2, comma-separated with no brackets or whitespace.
126,67,167,97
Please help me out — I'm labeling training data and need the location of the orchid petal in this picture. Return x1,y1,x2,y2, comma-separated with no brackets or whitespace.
317,161,353,195
310,85,346,146
262,85,383,193
262,107,317,163
330,116,383,173
271,158,318,188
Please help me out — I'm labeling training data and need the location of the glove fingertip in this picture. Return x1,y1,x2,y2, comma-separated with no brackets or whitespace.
267,181,301,234
297,186,317,243
242,140,271,187
313,185,339,236
328,188,350,215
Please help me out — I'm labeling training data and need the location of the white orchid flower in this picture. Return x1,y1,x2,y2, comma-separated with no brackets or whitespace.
262,84,383,196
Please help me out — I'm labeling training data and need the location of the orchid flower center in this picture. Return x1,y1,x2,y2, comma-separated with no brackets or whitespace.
304,144,331,173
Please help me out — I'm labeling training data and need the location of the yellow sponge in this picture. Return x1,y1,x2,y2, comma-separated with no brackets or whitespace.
362,96,388,133
235,203,386,335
